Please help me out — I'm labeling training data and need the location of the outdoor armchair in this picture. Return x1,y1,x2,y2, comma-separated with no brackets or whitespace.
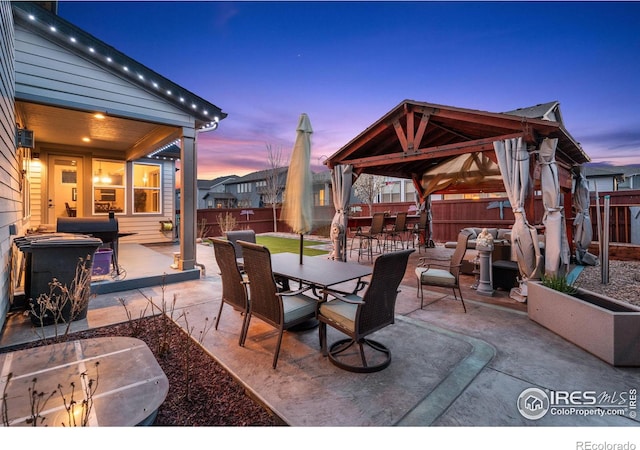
212,238,250,345
318,248,414,373
238,240,318,369
415,229,473,312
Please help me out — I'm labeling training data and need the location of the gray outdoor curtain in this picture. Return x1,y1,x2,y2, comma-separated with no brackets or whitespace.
426,195,434,246
573,166,598,265
539,138,570,277
330,164,353,261
494,137,543,284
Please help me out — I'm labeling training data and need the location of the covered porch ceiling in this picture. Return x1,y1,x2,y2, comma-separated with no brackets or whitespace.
325,100,591,195
15,101,182,160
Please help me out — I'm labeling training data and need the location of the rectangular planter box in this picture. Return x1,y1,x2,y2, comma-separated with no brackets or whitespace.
527,281,640,367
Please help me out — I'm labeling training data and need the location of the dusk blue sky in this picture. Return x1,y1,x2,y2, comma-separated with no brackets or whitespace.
58,1,640,180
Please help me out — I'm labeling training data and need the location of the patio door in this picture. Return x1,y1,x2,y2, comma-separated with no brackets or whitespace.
47,154,83,223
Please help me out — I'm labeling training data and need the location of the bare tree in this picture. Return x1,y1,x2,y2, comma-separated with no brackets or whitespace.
352,173,385,215
265,144,287,232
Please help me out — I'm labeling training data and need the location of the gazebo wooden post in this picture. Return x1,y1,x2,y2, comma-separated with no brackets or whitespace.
526,154,537,225
564,189,575,260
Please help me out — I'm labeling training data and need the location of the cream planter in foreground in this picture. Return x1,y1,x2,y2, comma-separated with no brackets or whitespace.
527,281,640,367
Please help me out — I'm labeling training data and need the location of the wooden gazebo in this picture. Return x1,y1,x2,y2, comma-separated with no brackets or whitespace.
325,99,590,225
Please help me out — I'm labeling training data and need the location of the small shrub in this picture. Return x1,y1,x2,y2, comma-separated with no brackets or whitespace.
216,212,237,235
30,256,95,341
541,274,578,295
197,218,213,240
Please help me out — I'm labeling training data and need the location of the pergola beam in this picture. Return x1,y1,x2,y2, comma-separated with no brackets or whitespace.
342,132,529,170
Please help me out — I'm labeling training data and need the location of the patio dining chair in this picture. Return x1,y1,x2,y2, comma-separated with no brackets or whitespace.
318,248,414,373
383,212,408,252
238,240,318,369
65,202,76,217
415,229,473,312
349,212,385,262
225,229,256,268
212,238,249,345
411,211,434,253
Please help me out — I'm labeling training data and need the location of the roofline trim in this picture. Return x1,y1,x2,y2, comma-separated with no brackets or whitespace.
13,2,227,130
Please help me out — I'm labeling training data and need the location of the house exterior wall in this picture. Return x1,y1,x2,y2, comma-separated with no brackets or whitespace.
197,188,211,209
618,174,640,190
13,19,187,245
117,159,176,244
224,175,279,209
223,169,333,209
28,152,176,243
589,177,617,193
0,0,17,330
14,24,194,127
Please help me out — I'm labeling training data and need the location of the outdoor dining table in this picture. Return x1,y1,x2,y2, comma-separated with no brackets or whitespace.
270,252,373,295
270,253,373,330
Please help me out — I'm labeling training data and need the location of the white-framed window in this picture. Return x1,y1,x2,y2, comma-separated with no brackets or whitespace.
92,159,125,214
133,162,161,214
237,182,252,193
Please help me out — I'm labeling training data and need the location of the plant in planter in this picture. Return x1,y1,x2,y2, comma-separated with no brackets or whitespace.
527,274,640,367
30,256,95,339
540,274,578,295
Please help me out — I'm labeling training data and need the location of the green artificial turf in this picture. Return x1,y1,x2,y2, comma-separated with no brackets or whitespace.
255,235,329,256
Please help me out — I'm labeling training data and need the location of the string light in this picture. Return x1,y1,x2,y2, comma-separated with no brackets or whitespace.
13,3,225,126
147,139,181,158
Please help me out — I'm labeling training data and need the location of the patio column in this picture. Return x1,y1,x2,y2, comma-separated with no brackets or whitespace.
179,127,197,270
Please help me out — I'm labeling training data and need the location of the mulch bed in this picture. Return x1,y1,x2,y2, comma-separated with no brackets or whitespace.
1,316,284,426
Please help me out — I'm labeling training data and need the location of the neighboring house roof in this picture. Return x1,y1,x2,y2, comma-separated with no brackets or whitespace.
203,192,236,200
197,176,238,190
313,170,332,183
216,168,332,186
228,167,288,184
584,163,640,179
620,165,640,178
584,165,625,178
503,101,563,124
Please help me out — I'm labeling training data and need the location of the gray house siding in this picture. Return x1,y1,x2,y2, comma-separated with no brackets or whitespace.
197,176,236,209
13,20,182,244
14,24,194,127
0,0,16,331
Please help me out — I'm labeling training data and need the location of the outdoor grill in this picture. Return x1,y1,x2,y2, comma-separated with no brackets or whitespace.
56,212,120,272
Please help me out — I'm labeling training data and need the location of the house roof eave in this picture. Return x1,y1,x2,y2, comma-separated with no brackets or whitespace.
12,2,227,131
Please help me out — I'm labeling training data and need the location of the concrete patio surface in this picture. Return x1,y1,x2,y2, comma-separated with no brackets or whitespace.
2,235,639,436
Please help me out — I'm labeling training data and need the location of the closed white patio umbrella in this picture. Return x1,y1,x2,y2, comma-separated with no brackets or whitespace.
281,113,314,264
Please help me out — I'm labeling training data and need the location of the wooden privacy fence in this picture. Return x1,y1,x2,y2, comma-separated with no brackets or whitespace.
196,206,335,238
192,190,640,248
